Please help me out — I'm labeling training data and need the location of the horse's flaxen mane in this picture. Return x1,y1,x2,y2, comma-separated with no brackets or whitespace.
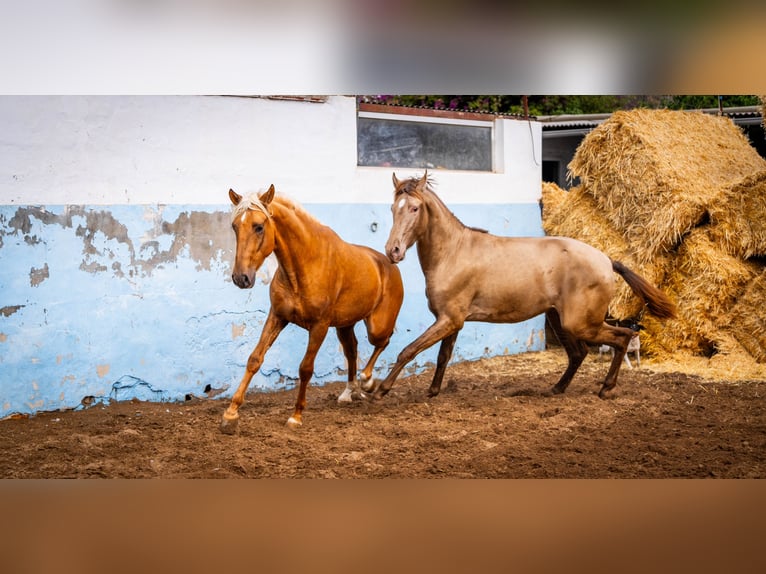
231,192,323,229
398,175,488,234
231,192,272,222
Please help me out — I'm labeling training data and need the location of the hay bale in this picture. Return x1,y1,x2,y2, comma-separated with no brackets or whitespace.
640,227,761,357
540,182,670,320
568,109,766,263
725,268,766,363
708,170,766,258
540,181,567,226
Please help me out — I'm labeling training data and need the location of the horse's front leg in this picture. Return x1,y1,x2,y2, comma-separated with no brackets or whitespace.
373,317,462,400
428,330,459,397
287,323,330,428
220,311,287,434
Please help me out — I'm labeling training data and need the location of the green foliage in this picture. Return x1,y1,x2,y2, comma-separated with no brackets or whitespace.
360,95,761,116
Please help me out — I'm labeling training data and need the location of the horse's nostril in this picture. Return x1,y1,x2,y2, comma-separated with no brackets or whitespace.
233,273,251,288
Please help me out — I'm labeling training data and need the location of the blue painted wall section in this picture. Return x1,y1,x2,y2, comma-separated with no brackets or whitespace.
0,202,545,418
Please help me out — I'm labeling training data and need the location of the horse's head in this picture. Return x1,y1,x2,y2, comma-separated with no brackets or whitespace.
229,185,276,289
385,172,429,263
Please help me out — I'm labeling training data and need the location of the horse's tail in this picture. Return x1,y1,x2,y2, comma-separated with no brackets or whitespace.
612,260,677,320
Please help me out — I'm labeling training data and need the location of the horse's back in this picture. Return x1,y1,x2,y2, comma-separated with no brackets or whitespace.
471,233,612,279
455,233,615,324
538,236,612,274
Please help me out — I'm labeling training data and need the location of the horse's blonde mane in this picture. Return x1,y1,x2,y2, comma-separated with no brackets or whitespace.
231,192,272,222
231,190,323,228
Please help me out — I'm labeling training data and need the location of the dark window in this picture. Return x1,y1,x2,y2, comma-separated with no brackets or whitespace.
357,117,492,171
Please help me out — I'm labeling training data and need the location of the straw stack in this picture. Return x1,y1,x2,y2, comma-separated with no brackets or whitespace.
543,108,766,362
568,109,766,263
641,228,761,357
708,170,766,259
725,269,766,363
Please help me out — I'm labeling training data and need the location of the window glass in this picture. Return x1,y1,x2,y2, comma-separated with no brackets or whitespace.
357,117,492,171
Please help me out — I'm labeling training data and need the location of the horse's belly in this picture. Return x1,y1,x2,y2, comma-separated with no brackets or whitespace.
466,288,549,324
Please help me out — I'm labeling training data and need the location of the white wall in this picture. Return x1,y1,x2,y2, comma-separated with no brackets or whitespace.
1,96,542,206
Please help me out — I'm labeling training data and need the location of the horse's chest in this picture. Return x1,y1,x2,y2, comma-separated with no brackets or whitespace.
272,297,311,327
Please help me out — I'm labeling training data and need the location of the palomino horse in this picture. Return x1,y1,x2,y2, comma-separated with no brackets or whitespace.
373,173,676,401
221,185,403,432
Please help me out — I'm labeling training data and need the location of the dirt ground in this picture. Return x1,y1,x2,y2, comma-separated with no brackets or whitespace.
2,349,765,478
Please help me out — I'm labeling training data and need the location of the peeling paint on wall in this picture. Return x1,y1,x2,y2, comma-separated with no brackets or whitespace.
0,205,235,283
1,305,24,317
30,263,49,286
231,323,246,339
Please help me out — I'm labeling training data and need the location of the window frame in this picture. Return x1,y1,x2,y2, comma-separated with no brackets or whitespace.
357,105,499,173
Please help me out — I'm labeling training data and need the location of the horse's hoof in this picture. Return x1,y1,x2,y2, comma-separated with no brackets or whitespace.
337,389,353,404
220,414,239,435
598,387,616,400
359,375,375,393
547,385,565,396
286,416,302,429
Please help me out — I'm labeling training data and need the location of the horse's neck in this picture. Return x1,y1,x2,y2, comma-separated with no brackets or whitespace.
270,201,322,286
417,194,466,273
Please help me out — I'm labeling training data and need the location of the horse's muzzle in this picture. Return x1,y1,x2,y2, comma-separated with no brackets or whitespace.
387,244,406,264
232,272,255,289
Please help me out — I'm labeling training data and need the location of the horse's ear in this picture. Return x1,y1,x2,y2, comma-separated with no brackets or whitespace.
392,172,401,189
416,170,429,190
259,184,276,206
229,189,242,206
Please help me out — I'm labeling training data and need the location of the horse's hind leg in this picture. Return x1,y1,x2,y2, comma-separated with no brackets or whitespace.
336,326,360,403
359,288,402,393
546,309,588,395
359,344,386,393
595,324,634,399
428,331,459,397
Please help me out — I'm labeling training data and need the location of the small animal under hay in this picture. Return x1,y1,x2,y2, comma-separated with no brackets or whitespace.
598,321,643,369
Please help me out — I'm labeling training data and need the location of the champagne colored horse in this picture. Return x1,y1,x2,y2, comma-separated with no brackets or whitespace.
221,185,403,432
373,173,676,401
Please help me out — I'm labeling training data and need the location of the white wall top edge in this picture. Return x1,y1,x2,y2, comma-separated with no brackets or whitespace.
0,96,542,206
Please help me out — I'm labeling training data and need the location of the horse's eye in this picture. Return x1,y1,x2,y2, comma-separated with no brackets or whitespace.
253,223,264,234
410,205,419,213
